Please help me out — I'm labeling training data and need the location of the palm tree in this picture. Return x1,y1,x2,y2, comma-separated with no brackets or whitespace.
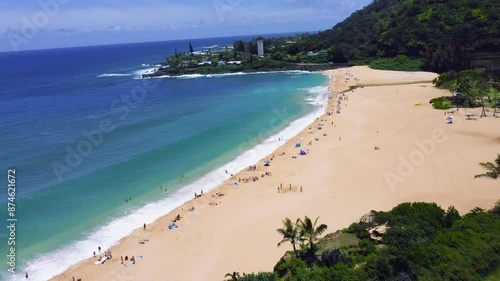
298,216,328,254
225,271,241,281
474,154,500,180
475,80,490,118
277,218,301,258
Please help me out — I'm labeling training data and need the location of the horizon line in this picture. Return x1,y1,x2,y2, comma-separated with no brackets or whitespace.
0,29,321,55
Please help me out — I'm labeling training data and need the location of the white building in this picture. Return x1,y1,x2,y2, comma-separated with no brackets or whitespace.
257,40,264,56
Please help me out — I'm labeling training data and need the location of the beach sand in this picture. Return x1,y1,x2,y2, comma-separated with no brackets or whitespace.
53,66,500,281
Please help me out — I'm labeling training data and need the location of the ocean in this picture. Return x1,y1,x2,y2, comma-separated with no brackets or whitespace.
0,34,330,280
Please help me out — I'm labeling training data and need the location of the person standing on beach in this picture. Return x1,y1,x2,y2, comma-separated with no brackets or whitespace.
143,223,146,230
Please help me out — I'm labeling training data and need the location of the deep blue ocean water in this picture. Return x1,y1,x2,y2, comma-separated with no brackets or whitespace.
0,34,329,280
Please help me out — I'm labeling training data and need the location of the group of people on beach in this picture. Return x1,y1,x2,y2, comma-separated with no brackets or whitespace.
194,189,203,198
247,165,257,171
277,183,303,193
261,171,272,177
212,192,225,197
121,255,136,264
94,249,112,265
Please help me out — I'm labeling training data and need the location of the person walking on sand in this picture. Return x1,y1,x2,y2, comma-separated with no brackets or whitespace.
143,223,146,230
121,256,124,264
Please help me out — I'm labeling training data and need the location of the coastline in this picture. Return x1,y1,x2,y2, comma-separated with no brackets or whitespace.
14,72,331,281
141,63,347,78
51,66,500,281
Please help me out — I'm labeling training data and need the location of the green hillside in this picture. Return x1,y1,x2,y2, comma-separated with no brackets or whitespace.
301,0,500,72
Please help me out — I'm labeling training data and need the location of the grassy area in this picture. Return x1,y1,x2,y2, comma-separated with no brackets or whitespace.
484,266,500,281
485,89,500,108
316,231,360,256
369,56,423,71
430,96,454,110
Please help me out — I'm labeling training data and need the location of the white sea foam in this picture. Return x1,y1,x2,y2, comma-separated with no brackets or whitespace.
302,85,331,105
139,70,311,80
97,73,132,77
8,74,332,281
133,67,158,77
202,44,218,49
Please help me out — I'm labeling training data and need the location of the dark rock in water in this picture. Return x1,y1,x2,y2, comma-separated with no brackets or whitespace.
321,248,345,267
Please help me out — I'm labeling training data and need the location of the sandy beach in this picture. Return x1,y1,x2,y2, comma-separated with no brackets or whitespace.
53,66,500,281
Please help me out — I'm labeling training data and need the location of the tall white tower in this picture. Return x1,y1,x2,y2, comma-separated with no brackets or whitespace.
257,40,264,56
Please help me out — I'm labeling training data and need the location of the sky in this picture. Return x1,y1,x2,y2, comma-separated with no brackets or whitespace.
0,0,372,52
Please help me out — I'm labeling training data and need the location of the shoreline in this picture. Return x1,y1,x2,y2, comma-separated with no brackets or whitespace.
51,66,499,281
140,63,347,78
15,72,332,281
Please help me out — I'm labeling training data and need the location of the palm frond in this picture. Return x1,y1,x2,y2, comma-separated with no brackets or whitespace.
315,224,328,236
475,154,500,179
474,172,498,179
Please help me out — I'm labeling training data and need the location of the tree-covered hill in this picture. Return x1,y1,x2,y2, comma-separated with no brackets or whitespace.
302,0,500,72
153,0,499,76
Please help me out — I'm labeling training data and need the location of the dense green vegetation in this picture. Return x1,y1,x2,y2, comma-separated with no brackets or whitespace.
298,0,500,72
431,70,500,112
229,202,500,281
485,266,500,281
369,55,423,71
429,96,454,110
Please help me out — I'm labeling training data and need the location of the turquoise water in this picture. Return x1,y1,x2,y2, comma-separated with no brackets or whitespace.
0,38,329,280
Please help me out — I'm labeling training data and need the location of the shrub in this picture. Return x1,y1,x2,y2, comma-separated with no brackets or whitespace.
369,57,423,71
430,96,453,110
